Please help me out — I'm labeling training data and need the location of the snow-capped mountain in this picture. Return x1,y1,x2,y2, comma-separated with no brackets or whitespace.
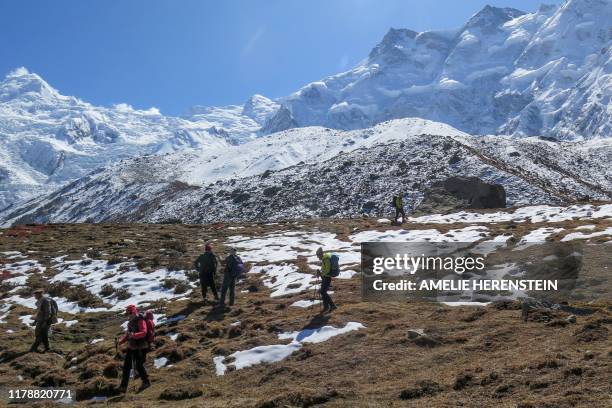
1,0,610,219
0,69,277,210
3,117,610,226
269,0,611,139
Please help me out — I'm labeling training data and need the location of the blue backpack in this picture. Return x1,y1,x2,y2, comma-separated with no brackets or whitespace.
329,254,340,278
233,256,245,277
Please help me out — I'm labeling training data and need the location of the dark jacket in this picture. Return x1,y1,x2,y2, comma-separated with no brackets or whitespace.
34,296,51,325
224,254,243,278
194,251,217,275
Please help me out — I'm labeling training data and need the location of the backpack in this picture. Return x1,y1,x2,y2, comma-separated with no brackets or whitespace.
329,254,340,278
144,311,155,345
48,298,59,324
391,196,398,207
231,256,245,277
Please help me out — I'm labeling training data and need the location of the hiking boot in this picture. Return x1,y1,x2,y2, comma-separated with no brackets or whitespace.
137,381,151,393
326,305,338,313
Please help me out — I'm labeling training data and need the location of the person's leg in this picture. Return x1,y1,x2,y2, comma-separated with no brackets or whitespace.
395,207,400,222
30,325,42,352
320,277,332,311
325,277,336,309
120,350,134,389
210,275,219,300
229,278,235,306
199,274,207,301
134,349,150,385
400,208,406,223
41,323,50,351
219,275,229,306
522,301,530,321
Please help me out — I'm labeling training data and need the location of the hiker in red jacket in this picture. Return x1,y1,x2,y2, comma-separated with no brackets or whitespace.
118,305,150,393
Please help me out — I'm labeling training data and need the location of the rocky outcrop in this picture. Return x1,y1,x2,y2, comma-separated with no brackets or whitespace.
416,176,506,214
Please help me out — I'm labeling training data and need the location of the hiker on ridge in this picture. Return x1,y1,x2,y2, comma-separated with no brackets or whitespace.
118,305,150,393
218,248,244,309
393,192,406,224
316,247,338,313
194,243,219,304
29,289,58,353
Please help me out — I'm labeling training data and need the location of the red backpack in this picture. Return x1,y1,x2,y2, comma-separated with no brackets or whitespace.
144,311,155,344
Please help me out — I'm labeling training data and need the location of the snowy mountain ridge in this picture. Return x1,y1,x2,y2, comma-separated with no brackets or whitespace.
1,0,610,215
2,117,611,226
272,0,611,139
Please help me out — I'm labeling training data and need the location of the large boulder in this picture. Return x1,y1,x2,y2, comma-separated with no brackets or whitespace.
416,177,506,214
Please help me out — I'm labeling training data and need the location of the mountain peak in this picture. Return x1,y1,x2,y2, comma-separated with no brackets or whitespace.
1,67,60,102
368,28,419,63
464,5,525,31
242,94,280,125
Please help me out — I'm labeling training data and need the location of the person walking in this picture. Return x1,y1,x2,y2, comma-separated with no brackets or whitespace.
316,247,337,313
29,289,57,353
118,305,150,393
194,243,219,304
218,248,244,309
393,192,406,224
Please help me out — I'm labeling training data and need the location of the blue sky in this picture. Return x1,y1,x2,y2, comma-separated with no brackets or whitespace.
0,0,558,115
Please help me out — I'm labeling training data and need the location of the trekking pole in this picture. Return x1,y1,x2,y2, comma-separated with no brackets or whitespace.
316,273,323,314
312,275,318,302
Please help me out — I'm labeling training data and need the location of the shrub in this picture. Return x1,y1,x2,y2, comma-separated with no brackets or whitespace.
159,386,203,401
174,281,190,294
99,284,115,297
184,270,199,282
47,281,103,308
107,257,123,265
163,279,179,290
167,258,189,271
114,287,131,301
166,241,187,253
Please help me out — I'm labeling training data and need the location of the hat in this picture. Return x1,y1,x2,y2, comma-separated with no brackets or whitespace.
126,304,137,315
205,243,212,251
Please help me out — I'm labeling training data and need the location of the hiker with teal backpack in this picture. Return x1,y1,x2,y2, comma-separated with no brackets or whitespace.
218,247,244,309
316,247,340,313
29,289,58,353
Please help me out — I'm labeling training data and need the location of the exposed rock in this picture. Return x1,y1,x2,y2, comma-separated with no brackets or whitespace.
416,176,506,214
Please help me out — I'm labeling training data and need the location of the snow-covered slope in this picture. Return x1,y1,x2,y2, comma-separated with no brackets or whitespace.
0,69,279,210
3,118,610,226
268,0,611,139
0,68,225,210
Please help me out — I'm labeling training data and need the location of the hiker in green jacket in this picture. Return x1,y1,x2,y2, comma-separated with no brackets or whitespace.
394,192,406,223
316,247,337,313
